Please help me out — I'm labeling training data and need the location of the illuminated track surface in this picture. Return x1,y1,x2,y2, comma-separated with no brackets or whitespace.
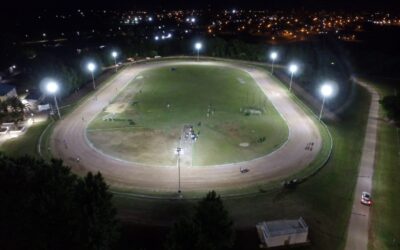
50,60,322,193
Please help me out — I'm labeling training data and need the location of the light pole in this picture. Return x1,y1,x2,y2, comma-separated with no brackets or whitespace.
176,147,182,194
87,62,96,89
270,52,278,74
288,64,298,92
112,51,118,72
46,81,61,119
195,42,202,61
319,84,333,121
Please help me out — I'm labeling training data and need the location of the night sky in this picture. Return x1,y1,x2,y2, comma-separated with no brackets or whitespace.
1,0,399,11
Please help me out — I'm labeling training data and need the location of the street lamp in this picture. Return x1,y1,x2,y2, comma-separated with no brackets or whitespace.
195,42,202,61
270,52,278,74
288,63,298,92
46,81,61,119
112,51,118,72
319,83,333,121
87,62,96,89
176,147,182,194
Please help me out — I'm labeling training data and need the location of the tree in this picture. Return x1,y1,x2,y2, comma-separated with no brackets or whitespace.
380,95,400,124
165,217,199,250
74,172,119,250
7,97,25,123
166,191,234,250
0,155,119,250
194,191,235,250
0,97,25,124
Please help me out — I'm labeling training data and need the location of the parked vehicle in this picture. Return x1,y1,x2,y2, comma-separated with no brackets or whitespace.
361,191,372,206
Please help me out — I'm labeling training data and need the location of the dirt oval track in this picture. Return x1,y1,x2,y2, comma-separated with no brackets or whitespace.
50,60,322,193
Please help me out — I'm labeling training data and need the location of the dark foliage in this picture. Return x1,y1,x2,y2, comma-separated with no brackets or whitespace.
0,155,119,250
380,95,400,124
166,191,234,250
0,97,25,124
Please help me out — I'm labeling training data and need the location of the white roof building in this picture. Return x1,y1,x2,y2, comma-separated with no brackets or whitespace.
256,217,309,248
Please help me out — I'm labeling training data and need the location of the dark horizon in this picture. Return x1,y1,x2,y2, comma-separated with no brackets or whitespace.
1,0,399,12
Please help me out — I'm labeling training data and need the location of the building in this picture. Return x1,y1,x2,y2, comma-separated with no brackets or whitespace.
22,89,44,110
256,217,309,248
0,83,17,102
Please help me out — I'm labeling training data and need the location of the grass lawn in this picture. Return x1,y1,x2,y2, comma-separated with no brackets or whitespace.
366,78,400,250
113,80,371,250
0,119,51,158
87,64,288,166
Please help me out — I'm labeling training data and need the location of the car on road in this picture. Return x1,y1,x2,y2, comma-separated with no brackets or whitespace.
361,191,372,206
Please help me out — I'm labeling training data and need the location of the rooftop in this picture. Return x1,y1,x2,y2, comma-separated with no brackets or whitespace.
258,217,308,237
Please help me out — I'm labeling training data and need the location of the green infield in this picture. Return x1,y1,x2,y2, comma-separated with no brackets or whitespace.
87,64,288,166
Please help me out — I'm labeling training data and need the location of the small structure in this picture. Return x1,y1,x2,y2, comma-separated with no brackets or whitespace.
0,83,17,102
22,89,44,110
256,217,309,248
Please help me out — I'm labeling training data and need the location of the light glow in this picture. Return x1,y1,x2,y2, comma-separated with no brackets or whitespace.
195,42,202,50
87,62,96,72
320,84,333,97
270,52,278,60
46,81,58,94
289,64,298,74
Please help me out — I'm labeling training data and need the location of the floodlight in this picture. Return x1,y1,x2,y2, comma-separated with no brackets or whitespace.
195,42,202,50
46,80,61,118
87,62,96,72
270,52,278,60
320,84,333,97
289,64,298,74
46,81,58,94
318,83,335,120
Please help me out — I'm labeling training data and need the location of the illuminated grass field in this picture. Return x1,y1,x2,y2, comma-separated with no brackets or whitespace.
87,64,288,166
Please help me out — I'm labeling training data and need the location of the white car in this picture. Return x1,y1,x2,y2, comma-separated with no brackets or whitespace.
361,192,372,206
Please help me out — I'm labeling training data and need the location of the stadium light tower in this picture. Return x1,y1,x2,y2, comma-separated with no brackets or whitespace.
270,52,278,74
112,51,118,72
195,42,202,61
46,81,61,119
87,62,96,89
176,147,182,195
288,64,298,92
319,83,333,121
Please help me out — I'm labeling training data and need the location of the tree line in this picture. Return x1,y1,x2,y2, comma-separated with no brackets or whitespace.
0,154,235,250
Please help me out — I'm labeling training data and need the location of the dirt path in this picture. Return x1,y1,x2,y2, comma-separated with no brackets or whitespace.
50,60,322,193
344,81,379,250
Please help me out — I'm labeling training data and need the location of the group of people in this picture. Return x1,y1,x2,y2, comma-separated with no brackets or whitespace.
305,142,314,151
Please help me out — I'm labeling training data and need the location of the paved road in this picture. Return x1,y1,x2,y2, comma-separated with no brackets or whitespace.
50,60,322,193
344,81,380,250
